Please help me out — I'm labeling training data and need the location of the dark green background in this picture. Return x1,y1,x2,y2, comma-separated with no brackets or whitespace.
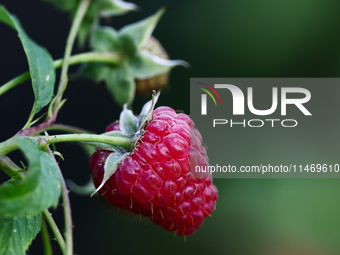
1,0,340,254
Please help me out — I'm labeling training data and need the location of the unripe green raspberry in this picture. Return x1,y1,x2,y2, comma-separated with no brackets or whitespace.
135,37,170,95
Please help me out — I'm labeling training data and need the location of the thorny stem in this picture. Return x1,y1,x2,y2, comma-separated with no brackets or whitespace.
46,146,73,255
0,52,122,96
43,209,66,254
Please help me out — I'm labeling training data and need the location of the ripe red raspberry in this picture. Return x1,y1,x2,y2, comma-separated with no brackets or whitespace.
90,106,218,236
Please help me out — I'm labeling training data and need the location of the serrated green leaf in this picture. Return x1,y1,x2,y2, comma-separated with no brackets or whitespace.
0,214,41,255
132,49,189,79
92,151,129,196
0,138,61,217
0,6,55,114
40,0,138,47
119,8,165,49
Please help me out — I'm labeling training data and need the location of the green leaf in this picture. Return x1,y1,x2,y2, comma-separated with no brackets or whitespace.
0,6,15,28
119,8,166,49
0,6,56,114
0,214,41,255
0,138,61,217
40,0,138,47
132,50,189,79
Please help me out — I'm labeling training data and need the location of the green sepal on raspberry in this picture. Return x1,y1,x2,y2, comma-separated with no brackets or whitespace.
90,93,218,236
91,92,159,195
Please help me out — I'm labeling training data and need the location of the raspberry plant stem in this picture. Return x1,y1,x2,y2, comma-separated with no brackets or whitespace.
41,217,53,255
43,209,66,254
54,0,91,110
0,52,123,96
42,134,132,150
0,134,131,157
46,146,73,255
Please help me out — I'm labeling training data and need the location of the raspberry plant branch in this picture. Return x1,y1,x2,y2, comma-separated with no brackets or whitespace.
0,134,131,157
46,146,73,255
22,0,92,131
39,134,131,150
20,107,59,137
54,0,91,110
0,52,123,97
0,1,205,253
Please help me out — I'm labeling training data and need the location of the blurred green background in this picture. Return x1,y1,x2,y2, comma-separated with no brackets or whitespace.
1,0,340,254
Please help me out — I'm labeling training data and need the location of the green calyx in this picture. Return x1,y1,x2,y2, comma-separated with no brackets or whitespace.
82,8,188,107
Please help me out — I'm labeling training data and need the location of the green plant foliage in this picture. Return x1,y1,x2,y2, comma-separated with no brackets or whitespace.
0,6,56,115
83,8,186,106
0,1,189,253
40,0,138,47
0,138,61,217
0,214,42,255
